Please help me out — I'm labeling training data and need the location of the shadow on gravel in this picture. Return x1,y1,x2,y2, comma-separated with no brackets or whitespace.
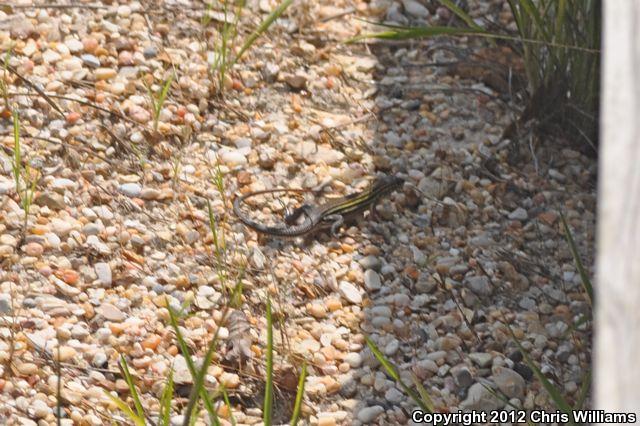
352,9,596,424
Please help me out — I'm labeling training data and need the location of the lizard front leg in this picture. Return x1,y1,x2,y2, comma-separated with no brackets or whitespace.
324,214,344,237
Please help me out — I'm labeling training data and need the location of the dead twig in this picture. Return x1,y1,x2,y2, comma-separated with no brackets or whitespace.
3,3,107,10
5,65,65,117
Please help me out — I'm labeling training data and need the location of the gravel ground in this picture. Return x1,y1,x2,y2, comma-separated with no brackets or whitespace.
0,0,595,425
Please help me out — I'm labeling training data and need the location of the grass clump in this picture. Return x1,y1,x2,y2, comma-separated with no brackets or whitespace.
351,0,601,151
499,214,593,419
146,73,174,134
202,0,293,94
104,298,309,425
11,110,39,236
365,336,435,413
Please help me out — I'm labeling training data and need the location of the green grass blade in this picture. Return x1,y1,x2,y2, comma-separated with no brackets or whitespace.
234,0,293,65
561,313,590,339
506,0,524,36
365,335,400,382
365,336,431,413
518,0,551,42
479,383,536,426
574,369,591,410
290,362,307,426
507,325,575,424
103,391,146,426
410,374,436,413
207,200,222,259
555,0,567,42
437,0,485,31
347,25,482,43
119,355,145,420
201,1,213,27
158,74,174,112
167,305,221,426
221,387,236,426
188,406,200,426
160,368,174,426
560,212,594,305
12,109,20,195
263,297,274,425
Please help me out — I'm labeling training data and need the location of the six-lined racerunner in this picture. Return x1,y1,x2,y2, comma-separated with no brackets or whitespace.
232,175,404,238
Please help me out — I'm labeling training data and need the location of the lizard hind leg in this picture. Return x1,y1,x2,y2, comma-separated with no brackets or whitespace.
284,203,314,225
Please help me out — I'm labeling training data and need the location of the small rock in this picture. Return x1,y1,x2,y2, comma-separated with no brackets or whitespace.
284,73,307,90
460,382,504,411
173,355,192,384
311,146,344,165
50,218,73,237
143,46,158,59
465,275,492,296
117,5,132,17
519,296,536,310
140,188,161,200
35,191,66,210
354,56,378,73
296,338,320,354
415,359,438,379
358,255,382,271
508,207,528,221
142,335,162,351
357,406,384,423
220,372,240,388
219,150,247,167
339,281,362,304
92,351,108,368
262,62,280,82
469,233,494,248
95,262,112,286
83,223,102,236
513,362,533,381
30,399,51,419
548,169,566,182
317,416,337,426
364,269,382,291
42,49,62,63
23,242,44,257
51,178,76,192
54,346,77,362
469,352,493,368
65,38,84,53
492,367,526,399
308,303,327,319
384,339,399,356
95,68,117,80
119,183,142,198
385,387,404,404
16,362,38,376
10,19,36,39
343,352,362,368
81,54,101,68
454,367,474,388
401,0,430,18
83,37,99,53
0,294,12,314
86,235,111,255
0,234,17,247
97,303,126,322
370,306,392,318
